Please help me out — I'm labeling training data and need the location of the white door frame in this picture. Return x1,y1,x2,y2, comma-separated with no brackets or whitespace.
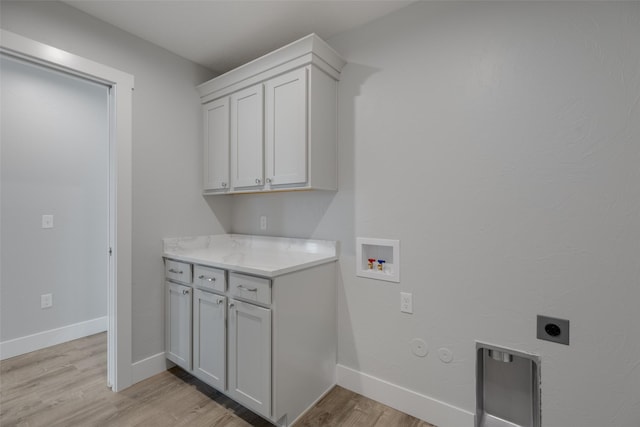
0,30,134,391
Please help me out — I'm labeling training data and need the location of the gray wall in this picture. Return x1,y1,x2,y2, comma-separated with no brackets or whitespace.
234,2,640,426
1,56,109,340
3,1,639,425
0,1,231,362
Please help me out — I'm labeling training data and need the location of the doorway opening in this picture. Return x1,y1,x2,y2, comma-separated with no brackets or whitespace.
0,30,133,391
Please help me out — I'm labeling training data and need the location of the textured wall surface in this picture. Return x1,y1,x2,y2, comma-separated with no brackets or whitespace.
234,2,640,425
3,1,639,424
0,1,231,362
1,56,109,340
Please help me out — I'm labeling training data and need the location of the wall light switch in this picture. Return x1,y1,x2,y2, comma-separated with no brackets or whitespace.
42,215,54,229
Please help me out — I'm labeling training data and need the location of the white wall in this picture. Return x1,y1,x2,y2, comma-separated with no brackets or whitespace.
234,2,640,426
1,56,108,342
0,1,231,362
3,2,638,424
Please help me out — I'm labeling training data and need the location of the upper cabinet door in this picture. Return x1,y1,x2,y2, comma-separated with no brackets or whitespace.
265,68,308,187
230,84,264,189
203,97,230,192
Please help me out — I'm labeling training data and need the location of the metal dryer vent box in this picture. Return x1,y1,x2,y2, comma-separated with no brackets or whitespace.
476,342,541,427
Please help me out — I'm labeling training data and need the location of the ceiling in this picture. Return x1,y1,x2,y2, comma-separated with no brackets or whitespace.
63,0,414,74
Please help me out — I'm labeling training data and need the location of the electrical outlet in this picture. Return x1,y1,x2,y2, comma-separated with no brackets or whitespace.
41,293,53,309
42,215,54,229
537,315,570,345
400,292,413,314
260,215,267,230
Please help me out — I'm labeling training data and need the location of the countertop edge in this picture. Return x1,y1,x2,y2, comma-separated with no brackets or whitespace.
163,252,338,278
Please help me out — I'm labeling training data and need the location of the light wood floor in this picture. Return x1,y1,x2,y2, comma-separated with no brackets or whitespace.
0,333,435,427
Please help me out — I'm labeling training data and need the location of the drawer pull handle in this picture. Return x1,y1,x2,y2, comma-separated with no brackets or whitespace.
216,299,224,305
182,289,190,295
237,284,258,292
198,275,216,282
168,268,183,274
229,303,235,309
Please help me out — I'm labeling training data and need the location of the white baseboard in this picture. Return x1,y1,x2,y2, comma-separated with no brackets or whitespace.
0,316,107,360
131,352,172,384
336,364,475,427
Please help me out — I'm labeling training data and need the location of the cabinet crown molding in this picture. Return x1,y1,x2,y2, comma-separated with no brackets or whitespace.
197,33,346,103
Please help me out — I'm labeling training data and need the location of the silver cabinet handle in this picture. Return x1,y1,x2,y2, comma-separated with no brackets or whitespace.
221,182,227,188
255,178,261,184
198,275,216,282
216,299,224,305
182,289,190,295
237,284,258,292
229,302,235,309
168,268,183,274
266,178,272,184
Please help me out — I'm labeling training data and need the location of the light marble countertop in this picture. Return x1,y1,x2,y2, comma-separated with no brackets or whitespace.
163,234,338,277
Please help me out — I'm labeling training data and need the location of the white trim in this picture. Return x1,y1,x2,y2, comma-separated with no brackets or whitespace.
336,364,475,427
197,33,345,102
0,317,107,360
0,30,133,87
131,352,173,384
0,30,134,391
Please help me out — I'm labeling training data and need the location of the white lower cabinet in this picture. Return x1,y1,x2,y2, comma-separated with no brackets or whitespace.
193,289,226,391
165,281,192,371
228,298,272,418
164,259,336,426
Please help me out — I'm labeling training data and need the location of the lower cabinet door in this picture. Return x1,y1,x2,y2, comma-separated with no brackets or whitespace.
193,289,226,390
166,281,192,370
228,298,272,418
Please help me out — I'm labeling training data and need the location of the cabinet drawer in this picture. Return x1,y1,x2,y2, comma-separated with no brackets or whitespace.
194,265,226,293
165,259,193,284
229,273,271,305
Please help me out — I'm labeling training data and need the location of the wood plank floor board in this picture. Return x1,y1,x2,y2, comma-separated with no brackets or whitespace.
0,333,436,427
294,386,358,427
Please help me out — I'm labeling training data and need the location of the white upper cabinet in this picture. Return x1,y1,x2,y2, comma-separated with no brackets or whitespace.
198,34,345,195
230,84,264,190
265,67,307,187
203,97,229,192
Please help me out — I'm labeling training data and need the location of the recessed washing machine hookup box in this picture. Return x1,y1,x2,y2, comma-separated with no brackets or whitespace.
355,237,400,283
